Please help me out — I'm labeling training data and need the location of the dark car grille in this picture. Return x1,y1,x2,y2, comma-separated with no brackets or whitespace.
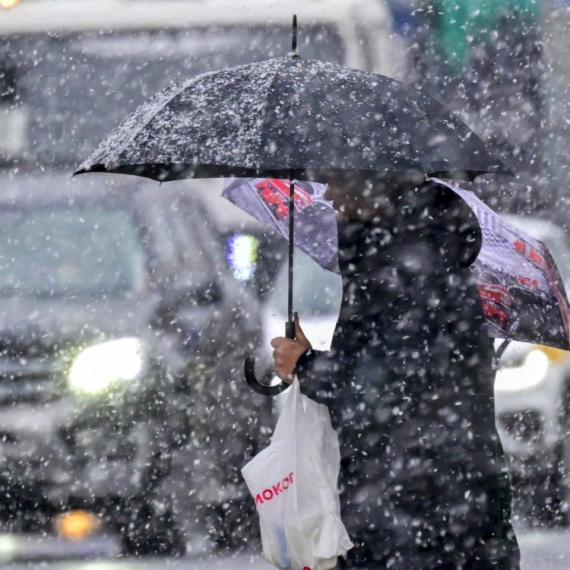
0,339,55,359
499,410,544,443
0,357,64,404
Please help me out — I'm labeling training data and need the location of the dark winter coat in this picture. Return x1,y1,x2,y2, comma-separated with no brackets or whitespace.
295,181,520,569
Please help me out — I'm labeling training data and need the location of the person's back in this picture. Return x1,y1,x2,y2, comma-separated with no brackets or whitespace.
295,179,520,569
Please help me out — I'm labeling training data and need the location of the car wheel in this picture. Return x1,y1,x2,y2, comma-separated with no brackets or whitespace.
120,502,186,557
204,498,260,552
522,440,568,527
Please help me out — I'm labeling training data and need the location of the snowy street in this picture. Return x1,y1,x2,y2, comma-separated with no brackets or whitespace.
517,529,570,570
3,527,570,570
5,552,273,570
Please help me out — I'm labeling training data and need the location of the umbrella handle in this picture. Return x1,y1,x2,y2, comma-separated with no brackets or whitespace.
244,317,296,396
285,319,295,339
244,357,290,396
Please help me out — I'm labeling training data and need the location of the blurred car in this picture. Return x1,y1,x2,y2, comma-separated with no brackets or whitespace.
0,176,266,558
493,215,570,525
0,0,399,559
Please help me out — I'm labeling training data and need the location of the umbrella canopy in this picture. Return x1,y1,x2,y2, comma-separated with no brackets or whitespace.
75,56,512,182
223,177,570,351
223,177,339,273
443,179,570,351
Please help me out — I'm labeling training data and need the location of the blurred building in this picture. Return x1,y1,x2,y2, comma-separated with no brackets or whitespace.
542,2,570,231
406,0,551,215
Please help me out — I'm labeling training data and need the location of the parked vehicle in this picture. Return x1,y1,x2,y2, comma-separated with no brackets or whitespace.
0,176,268,557
493,215,570,526
0,0,398,558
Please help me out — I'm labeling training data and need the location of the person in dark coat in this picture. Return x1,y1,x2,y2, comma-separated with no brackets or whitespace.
271,173,520,569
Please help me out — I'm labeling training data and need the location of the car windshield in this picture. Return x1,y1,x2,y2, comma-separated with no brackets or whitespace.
0,25,345,166
0,207,147,296
271,250,342,317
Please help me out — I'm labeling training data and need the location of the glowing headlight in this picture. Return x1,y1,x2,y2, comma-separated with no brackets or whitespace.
68,338,144,394
1,0,21,9
495,349,550,392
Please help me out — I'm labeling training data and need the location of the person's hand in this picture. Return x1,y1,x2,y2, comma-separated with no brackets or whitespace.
270,315,312,383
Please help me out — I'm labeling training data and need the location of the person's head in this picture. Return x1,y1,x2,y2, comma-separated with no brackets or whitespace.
323,171,426,221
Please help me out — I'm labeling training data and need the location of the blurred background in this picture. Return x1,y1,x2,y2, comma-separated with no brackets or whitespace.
0,0,570,568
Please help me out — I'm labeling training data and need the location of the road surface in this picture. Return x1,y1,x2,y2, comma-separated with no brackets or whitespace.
5,526,570,570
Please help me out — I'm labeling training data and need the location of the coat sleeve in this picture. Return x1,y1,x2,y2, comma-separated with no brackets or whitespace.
293,347,345,410
294,348,321,377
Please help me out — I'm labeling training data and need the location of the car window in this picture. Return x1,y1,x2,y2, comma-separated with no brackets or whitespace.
141,195,215,283
163,197,213,276
269,250,342,317
0,207,147,296
0,25,345,166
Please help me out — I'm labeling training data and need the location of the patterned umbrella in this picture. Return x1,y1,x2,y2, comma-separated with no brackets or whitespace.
224,177,570,352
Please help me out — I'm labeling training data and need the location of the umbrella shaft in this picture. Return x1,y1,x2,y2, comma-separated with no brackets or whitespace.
292,15,297,56
287,175,295,338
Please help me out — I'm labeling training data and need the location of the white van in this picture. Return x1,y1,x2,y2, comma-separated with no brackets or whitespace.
0,0,401,230
0,0,397,72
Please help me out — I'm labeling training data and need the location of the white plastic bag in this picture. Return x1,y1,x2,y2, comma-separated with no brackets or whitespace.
241,377,352,570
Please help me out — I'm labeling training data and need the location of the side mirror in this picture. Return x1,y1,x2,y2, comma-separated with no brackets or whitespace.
154,274,221,326
168,274,221,308
0,64,16,104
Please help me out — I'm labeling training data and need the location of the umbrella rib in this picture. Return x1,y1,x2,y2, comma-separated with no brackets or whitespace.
253,61,288,173
381,84,424,172
109,72,217,164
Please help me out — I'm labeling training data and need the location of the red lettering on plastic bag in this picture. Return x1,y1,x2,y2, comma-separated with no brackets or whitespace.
255,472,294,504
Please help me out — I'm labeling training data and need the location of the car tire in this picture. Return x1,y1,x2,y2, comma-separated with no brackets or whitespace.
522,441,568,527
120,502,186,557
204,498,260,552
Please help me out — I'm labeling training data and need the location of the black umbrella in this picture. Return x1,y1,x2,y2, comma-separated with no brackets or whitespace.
75,17,512,396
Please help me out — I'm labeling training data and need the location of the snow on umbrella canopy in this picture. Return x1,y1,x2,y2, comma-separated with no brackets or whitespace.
75,53,512,396
74,56,512,182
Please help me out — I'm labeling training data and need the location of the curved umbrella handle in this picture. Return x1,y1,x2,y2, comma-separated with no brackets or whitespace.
244,356,290,397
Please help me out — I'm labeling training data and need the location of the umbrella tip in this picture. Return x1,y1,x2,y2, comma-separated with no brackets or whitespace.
289,14,300,58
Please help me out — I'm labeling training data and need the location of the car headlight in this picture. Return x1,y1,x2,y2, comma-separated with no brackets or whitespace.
68,338,145,395
495,349,550,392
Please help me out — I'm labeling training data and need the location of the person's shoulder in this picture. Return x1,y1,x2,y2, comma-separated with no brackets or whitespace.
416,181,483,267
